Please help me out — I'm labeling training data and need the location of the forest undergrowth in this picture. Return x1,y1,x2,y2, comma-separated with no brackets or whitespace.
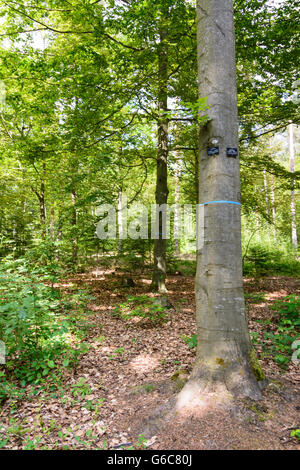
0,254,299,450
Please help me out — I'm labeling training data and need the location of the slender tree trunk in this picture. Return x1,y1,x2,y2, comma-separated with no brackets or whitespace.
270,173,276,239
56,210,63,262
263,170,271,240
177,0,262,411
288,123,298,249
71,191,78,265
50,205,55,240
118,190,123,254
263,170,270,218
152,6,169,293
40,163,46,239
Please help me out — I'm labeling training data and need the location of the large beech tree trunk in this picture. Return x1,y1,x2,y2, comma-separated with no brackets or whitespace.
177,0,262,410
152,5,169,293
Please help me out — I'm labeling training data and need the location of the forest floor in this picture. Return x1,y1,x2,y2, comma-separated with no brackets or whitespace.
1,266,299,450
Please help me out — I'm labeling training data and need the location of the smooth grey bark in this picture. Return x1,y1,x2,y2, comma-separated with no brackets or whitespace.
152,6,169,293
177,0,262,409
288,123,298,249
194,148,199,204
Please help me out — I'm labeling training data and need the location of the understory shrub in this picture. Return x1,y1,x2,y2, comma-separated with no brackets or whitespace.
253,295,300,367
0,255,94,401
243,244,300,277
113,295,169,325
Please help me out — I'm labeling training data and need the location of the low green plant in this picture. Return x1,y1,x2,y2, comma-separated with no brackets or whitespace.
167,258,196,277
70,378,92,398
109,347,125,360
136,434,148,449
84,397,105,417
143,383,156,393
0,372,26,403
243,243,300,277
245,292,266,303
257,295,300,368
246,245,269,275
181,334,197,349
126,434,148,450
0,258,71,386
0,256,94,403
94,335,106,344
0,437,8,449
291,429,300,441
24,438,41,450
113,295,168,325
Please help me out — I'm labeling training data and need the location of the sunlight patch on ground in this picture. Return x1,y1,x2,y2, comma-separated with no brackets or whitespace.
266,291,290,300
129,353,160,374
55,282,75,288
101,346,118,354
92,268,115,278
92,305,112,311
251,302,268,309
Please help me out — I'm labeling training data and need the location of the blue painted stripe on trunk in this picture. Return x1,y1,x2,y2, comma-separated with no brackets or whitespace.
199,201,241,206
